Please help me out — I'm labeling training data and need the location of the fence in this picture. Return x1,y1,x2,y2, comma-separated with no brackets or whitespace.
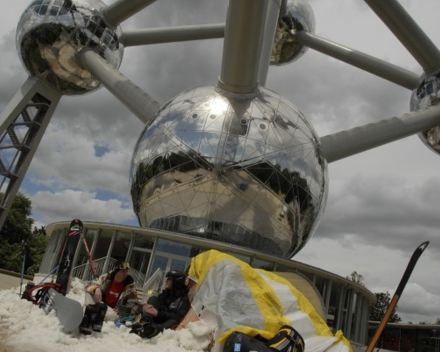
72,257,118,282
72,258,145,289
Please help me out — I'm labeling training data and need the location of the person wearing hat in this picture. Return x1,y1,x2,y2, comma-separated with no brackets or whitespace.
80,261,137,334
85,261,136,309
130,270,190,339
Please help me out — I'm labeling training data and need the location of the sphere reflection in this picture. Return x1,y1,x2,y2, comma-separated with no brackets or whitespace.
410,74,440,155
16,0,124,95
130,86,328,258
271,0,315,66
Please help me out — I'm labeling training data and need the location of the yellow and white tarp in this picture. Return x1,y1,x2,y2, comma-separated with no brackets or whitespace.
188,250,352,352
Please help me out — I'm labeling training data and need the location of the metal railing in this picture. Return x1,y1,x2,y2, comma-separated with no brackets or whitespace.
72,258,146,290
128,267,145,289
72,257,119,282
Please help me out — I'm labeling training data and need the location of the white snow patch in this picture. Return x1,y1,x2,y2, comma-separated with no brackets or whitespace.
0,278,212,352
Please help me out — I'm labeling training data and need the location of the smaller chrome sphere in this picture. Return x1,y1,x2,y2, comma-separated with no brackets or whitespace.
16,0,124,95
410,74,440,155
271,0,315,66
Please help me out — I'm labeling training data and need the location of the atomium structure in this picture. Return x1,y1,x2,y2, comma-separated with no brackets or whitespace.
1,0,440,259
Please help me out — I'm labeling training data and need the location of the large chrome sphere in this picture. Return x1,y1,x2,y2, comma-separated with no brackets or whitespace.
130,86,328,258
271,0,315,66
16,0,124,95
410,74,440,155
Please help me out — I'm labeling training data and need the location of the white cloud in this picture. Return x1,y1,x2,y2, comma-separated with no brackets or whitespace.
32,189,136,225
295,237,440,324
27,122,134,197
398,283,440,323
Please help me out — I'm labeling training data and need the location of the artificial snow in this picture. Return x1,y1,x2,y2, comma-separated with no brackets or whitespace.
0,278,213,352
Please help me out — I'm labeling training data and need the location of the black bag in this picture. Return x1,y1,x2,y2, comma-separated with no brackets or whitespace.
224,331,272,352
224,326,304,352
267,325,304,352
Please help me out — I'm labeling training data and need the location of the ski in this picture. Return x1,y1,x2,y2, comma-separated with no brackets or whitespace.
80,232,98,279
56,219,83,295
365,241,429,352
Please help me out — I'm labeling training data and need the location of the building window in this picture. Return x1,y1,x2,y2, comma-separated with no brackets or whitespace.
156,238,192,257
93,229,113,259
109,231,132,262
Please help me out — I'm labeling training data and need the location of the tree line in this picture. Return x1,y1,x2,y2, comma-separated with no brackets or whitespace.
0,192,48,275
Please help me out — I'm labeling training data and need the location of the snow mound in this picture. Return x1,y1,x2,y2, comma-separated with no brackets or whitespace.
0,279,212,352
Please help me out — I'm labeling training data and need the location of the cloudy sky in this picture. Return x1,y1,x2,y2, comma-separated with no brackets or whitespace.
1,0,440,325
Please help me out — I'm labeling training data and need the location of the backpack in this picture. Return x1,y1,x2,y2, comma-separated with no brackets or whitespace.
267,325,304,352
223,325,304,352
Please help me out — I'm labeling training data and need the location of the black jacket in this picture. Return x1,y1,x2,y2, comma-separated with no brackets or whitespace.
146,287,190,329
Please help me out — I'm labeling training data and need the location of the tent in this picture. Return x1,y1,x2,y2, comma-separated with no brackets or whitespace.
185,250,352,352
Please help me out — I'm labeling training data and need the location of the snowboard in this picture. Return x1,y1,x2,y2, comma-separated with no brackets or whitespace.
40,288,84,333
56,219,83,295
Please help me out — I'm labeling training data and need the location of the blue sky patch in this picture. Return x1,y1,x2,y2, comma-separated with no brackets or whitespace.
94,145,110,157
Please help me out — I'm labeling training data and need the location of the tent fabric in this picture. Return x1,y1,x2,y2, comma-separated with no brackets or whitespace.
188,250,352,352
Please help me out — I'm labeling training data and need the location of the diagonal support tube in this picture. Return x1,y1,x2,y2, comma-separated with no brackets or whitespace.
364,0,440,76
77,49,161,125
102,0,157,27
218,0,269,94
121,24,225,47
320,105,440,163
257,0,281,87
297,31,420,90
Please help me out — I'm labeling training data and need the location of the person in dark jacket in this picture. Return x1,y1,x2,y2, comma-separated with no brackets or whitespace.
131,270,190,339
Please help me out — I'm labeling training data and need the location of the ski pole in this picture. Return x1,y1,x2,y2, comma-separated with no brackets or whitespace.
39,265,60,284
365,241,429,352
19,241,27,296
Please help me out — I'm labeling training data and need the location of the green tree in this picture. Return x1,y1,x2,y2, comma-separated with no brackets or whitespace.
26,227,49,275
369,291,402,323
0,193,47,275
346,271,366,288
0,240,22,272
0,192,33,244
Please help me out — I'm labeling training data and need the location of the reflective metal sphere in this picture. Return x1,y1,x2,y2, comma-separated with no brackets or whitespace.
271,0,315,66
16,0,124,95
410,74,440,155
130,86,328,258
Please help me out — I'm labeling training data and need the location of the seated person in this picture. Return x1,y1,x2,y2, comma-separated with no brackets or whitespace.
80,261,137,334
131,270,190,339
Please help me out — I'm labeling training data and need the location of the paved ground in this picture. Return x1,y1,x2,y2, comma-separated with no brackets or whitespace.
0,273,24,291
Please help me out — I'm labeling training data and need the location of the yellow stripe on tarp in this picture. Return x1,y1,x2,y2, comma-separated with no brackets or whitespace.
236,262,291,337
260,271,353,352
189,250,290,342
260,270,333,338
335,330,353,351
189,250,352,351
189,250,243,290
